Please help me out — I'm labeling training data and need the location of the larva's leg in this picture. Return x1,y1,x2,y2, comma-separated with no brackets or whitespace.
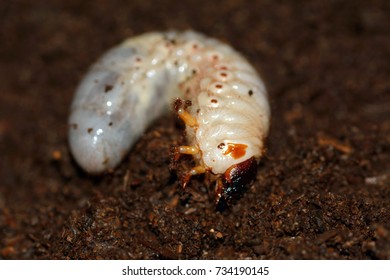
178,145,199,155
177,108,198,127
173,98,198,127
182,165,206,189
171,145,199,162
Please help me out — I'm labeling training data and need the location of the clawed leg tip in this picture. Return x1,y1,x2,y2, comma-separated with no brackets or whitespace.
181,174,191,190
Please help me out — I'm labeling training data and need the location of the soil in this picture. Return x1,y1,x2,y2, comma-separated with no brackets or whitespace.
1,0,389,260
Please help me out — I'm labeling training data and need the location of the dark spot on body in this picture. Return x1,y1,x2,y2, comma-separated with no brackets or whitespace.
220,72,227,77
102,158,109,165
173,98,182,111
71,123,78,130
192,69,197,75
211,99,218,103
185,100,192,107
87,128,93,133
218,143,225,149
108,122,113,126
192,43,198,49
248,90,253,96
105,85,113,92
215,84,223,89
173,98,192,111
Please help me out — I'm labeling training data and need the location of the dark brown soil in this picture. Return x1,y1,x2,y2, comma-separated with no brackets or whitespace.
1,0,389,260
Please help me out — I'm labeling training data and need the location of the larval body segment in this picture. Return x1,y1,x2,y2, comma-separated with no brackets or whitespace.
69,31,270,180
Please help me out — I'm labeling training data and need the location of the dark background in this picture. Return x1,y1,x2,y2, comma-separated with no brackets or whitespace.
0,0,389,259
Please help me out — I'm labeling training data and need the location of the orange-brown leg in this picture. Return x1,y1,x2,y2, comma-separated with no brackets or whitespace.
178,145,199,155
177,108,198,127
171,144,203,188
172,99,202,188
171,145,199,162
174,98,198,128
182,165,206,189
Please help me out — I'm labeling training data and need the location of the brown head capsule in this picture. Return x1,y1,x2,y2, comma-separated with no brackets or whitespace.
215,156,258,211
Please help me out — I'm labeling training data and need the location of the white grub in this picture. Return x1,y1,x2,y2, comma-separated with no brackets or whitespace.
68,31,270,180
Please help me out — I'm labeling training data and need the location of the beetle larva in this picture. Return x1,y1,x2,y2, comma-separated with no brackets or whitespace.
68,31,270,208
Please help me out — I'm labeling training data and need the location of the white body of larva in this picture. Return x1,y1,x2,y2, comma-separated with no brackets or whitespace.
69,31,270,179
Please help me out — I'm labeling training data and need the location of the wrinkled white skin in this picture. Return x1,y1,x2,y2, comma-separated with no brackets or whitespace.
69,31,270,174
